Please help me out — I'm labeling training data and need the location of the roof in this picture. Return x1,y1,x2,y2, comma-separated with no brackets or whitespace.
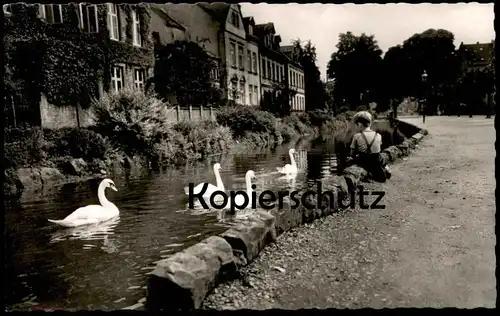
254,22,276,36
460,42,494,66
242,16,259,43
197,2,231,24
150,5,186,31
280,45,294,53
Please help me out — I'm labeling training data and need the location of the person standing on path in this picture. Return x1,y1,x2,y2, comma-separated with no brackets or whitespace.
347,111,391,183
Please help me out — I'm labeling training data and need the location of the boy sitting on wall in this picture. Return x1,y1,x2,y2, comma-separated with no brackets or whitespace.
347,111,391,183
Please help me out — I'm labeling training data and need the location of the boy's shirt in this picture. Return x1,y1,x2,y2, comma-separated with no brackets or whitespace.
350,129,382,156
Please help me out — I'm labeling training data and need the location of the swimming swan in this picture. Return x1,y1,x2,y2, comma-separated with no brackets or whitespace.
227,170,256,213
47,179,119,228
184,163,224,197
276,148,298,175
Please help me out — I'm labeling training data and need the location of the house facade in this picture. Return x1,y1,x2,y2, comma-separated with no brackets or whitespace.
152,4,222,87
4,3,154,129
254,23,287,104
281,45,306,112
243,16,261,106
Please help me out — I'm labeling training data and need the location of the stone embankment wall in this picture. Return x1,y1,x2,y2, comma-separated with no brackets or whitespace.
145,120,429,311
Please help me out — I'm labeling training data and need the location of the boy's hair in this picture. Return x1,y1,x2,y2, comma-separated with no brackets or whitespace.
354,116,371,127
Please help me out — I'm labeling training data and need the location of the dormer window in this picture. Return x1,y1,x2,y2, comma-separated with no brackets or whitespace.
248,24,253,35
39,4,63,24
3,4,12,15
230,10,239,28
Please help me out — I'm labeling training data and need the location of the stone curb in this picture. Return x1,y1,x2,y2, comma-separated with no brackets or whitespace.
146,120,428,311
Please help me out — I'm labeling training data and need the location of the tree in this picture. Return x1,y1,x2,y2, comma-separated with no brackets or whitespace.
260,80,296,117
151,40,222,107
327,32,383,110
398,29,460,114
292,39,327,111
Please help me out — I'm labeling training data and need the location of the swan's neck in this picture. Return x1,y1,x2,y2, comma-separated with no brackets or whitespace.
214,167,224,191
289,151,297,167
245,175,253,198
98,183,115,209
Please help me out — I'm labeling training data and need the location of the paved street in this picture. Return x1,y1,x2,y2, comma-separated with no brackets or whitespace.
202,116,497,309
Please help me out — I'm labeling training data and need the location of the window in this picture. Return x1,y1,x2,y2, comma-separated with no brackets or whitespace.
272,63,276,81
111,66,124,93
277,65,281,82
253,86,258,105
249,85,253,105
107,3,119,41
134,69,145,90
267,60,271,79
132,9,141,47
261,57,266,77
248,24,253,35
39,4,63,24
252,52,257,73
238,44,244,69
281,66,284,82
230,42,236,67
210,67,220,81
239,79,245,103
247,50,252,72
231,11,240,28
3,4,12,15
79,4,98,33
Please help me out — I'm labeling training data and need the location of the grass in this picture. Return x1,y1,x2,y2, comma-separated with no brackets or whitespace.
3,90,356,174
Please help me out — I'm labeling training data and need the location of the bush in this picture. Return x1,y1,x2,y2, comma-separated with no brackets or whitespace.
92,88,172,157
173,120,233,158
282,114,312,135
3,127,46,170
215,105,277,138
306,109,334,128
54,128,111,161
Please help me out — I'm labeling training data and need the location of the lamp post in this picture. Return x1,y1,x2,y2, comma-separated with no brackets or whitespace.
421,70,428,124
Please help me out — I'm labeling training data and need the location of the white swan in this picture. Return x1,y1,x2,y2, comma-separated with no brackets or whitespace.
226,170,256,212
276,148,298,175
184,163,224,197
47,179,119,228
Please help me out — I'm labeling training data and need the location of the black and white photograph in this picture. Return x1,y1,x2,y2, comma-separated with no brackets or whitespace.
3,1,496,312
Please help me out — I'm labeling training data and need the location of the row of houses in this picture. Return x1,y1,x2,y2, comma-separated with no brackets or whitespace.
4,2,306,130
149,3,306,111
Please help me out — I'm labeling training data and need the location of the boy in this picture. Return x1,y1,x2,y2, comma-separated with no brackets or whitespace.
347,111,391,182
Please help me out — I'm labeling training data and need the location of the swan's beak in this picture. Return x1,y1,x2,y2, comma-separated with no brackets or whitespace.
111,186,118,192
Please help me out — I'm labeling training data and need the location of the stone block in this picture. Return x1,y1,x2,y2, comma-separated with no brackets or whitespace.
147,236,235,311
270,205,303,236
411,132,424,142
17,168,42,187
220,211,276,264
382,146,403,162
39,167,65,184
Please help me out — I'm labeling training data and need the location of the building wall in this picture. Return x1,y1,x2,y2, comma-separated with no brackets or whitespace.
260,53,285,94
224,5,251,105
160,4,220,58
287,63,305,111
149,11,187,45
39,93,95,129
246,41,261,106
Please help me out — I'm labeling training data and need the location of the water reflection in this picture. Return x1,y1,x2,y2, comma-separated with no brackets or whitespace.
5,137,339,311
49,216,121,244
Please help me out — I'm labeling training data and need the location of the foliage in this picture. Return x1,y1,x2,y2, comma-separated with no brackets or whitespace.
92,89,172,157
326,32,383,109
292,39,327,111
215,105,278,138
260,81,297,117
53,128,111,161
151,40,222,106
4,3,153,116
3,127,46,170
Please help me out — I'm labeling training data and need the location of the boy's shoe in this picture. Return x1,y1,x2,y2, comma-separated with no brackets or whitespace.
384,166,392,179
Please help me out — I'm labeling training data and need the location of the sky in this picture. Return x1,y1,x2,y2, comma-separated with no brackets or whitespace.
240,2,495,80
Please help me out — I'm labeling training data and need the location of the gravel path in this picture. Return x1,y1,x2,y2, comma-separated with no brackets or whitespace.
202,116,496,309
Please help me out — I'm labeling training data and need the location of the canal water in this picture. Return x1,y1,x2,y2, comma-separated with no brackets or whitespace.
4,137,339,311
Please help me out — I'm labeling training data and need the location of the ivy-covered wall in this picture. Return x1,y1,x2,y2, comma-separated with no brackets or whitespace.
4,3,154,117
